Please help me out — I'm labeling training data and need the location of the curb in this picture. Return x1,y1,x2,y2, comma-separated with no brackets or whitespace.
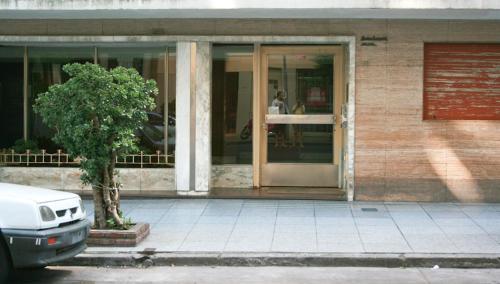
59,252,500,268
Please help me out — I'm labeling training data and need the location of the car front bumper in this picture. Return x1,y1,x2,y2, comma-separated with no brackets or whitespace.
2,219,90,268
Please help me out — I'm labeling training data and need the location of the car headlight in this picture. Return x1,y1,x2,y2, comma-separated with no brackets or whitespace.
39,206,56,222
79,199,86,214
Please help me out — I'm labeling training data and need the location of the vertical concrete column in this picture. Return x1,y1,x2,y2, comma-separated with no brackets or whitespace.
175,42,194,192
194,42,212,192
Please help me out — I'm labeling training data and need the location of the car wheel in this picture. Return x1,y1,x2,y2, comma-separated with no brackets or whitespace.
0,239,12,284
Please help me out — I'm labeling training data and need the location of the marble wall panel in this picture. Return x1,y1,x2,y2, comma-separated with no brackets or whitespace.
211,165,253,188
354,20,500,202
140,168,175,191
0,167,176,193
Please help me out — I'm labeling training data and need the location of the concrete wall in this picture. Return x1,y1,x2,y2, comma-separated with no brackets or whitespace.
1,19,500,201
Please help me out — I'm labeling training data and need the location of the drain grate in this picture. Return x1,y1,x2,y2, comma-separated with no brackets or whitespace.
361,207,378,212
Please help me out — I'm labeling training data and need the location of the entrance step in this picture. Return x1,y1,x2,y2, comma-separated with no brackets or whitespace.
80,187,346,200
209,187,346,200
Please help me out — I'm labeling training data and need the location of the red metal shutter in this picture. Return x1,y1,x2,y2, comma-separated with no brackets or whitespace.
423,43,500,120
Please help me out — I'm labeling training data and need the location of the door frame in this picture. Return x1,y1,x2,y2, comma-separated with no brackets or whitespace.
255,45,345,188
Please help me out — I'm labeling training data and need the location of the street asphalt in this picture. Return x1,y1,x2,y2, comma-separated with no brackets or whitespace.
11,266,500,284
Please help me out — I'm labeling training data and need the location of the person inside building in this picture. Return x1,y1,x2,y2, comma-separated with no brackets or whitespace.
291,99,305,148
272,91,289,147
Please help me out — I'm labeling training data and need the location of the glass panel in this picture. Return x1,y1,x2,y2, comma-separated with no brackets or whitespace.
0,47,24,149
28,47,94,152
267,124,333,163
98,47,176,154
167,51,176,154
267,54,334,115
212,45,253,164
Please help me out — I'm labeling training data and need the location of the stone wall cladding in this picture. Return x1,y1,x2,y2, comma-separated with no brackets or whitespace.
353,20,500,202
1,19,499,202
211,165,253,188
0,165,253,192
0,167,175,193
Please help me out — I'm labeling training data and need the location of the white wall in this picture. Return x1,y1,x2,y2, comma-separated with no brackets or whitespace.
1,0,500,19
2,0,500,10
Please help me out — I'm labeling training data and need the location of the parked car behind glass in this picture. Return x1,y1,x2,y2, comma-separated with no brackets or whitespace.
136,111,176,153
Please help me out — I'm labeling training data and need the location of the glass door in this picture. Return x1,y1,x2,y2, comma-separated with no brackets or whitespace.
260,46,344,187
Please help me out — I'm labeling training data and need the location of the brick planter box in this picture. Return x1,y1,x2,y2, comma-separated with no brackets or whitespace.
87,223,150,247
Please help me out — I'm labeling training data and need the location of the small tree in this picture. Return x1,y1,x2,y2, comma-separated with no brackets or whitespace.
34,63,157,229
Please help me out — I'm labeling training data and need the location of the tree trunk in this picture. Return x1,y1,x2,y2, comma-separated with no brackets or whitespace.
102,162,123,228
88,118,124,229
92,185,107,229
92,153,124,229
109,151,120,215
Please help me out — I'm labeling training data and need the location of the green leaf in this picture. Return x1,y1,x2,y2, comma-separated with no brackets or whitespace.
33,62,158,185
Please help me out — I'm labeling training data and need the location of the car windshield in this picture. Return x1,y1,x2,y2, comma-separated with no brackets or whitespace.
147,113,164,126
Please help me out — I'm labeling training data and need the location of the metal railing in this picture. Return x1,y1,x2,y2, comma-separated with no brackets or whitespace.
0,149,174,168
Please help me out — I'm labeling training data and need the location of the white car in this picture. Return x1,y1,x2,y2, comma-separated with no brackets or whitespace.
0,182,90,282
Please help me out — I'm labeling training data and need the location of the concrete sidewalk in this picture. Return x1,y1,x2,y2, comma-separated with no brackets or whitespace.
82,199,500,255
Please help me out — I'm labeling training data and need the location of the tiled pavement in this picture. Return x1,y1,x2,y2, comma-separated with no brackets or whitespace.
83,199,500,254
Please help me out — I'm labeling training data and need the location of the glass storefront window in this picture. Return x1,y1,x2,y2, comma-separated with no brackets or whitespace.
265,52,335,163
28,47,94,152
267,54,334,115
267,124,333,163
212,45,253,164
0,47,24,149
98,46,176,154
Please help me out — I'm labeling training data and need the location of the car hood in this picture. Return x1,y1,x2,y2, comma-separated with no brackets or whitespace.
0,182,78,204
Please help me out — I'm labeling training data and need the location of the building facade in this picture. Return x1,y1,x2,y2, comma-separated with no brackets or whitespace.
1,1,499,202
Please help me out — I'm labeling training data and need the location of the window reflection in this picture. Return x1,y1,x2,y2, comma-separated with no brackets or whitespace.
28,47,94,152
212,45,253,164
267,54,334,115
0,47,24,149
267,124,333,163
23,46,176,154
266,53,335,163
98,47,176,154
